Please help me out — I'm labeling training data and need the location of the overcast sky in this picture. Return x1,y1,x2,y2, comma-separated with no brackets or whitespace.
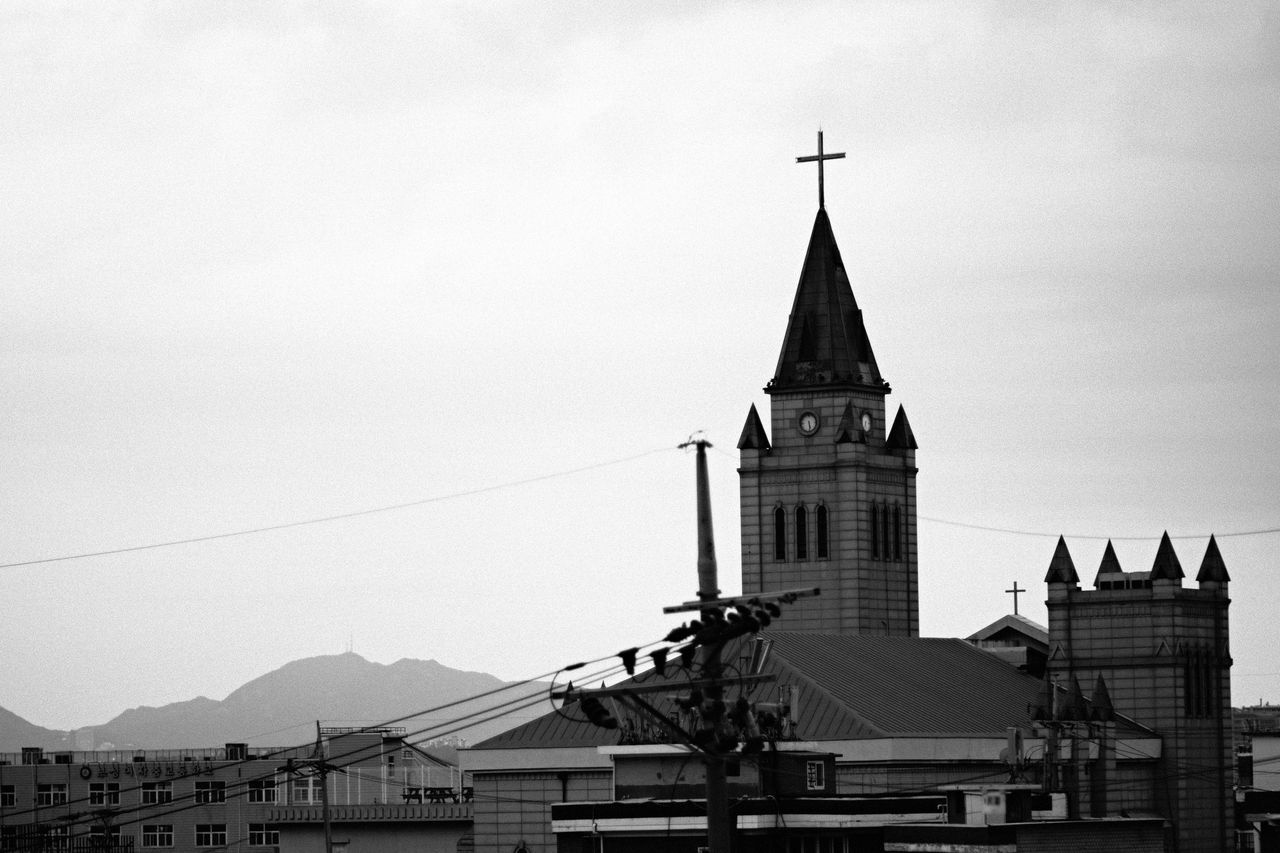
3,2,1278,735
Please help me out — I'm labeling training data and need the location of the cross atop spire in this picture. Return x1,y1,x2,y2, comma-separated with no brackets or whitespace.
796,129,846,209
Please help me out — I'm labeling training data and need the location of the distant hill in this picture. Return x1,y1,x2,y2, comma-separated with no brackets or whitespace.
0,653,552,753
0,705,73,752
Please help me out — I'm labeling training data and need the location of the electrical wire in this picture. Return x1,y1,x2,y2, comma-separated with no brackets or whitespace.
0,447,676,570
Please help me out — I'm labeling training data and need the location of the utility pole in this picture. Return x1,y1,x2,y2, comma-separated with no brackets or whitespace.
568,438,820,852
686,437,733,853
316,723,333,853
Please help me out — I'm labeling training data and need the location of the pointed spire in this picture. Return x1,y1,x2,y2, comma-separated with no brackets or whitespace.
833,401,862,444
1093,540,1122,587
1032,676,1054,721
737,404,771,451
768,209,888,394
1090,674,1114,722
1062,675,1088,721
1044,536,1079,585
1196,534,1230,583
885,405,918,450
1150,531,1184,581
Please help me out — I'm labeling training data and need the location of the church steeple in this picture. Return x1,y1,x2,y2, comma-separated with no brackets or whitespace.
767,209,888,395
739,144,918,637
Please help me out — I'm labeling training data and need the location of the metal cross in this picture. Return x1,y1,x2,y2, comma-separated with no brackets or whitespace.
1006,581,1025,616
796,130,846,209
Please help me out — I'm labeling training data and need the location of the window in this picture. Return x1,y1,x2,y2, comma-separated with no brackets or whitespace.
195,825,227,847
194,781,226,804
248,824,279,847
805,760,826,791
815,505,828,559
773,507,787,561
292,776,322,805
141,826,173,848
1,785,13,807
141,782,172,805
247,779,278,803
869,503,879,558
880,502,890,560
2,826,17,853
89,783,121,806
36,784,68,806
893,504,902,561
795,506,808,560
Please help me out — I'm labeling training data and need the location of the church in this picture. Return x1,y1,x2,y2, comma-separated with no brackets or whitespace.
461,137,1235,853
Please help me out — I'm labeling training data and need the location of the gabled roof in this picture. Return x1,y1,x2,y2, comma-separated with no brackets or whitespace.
1150,531,1184,580
768,209,887,395
472,633,1049,750
763,633,1043,737
966,614,1049,648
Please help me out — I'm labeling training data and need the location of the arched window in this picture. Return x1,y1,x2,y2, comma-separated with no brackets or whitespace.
893,505,902,561
795,506,808,560
880,502,891,561
773,507,787,561
816,505,829,559
869,503,879,559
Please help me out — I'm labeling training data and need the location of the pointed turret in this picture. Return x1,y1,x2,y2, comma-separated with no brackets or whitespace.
1045,535,1080,585
737,404,771,451
1090,674,1115,722
1063,675,1088,721
1150,531,1184,581
1093,540,1123,587
832,401,863,444
885,405,918,450
768,209,888,394
1196,534,1230,583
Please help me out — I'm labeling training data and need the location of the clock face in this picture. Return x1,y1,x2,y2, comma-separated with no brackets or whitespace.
861,411,872,432
798,411,819,435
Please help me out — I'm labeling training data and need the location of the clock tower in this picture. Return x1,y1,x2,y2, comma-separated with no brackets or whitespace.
737,203,919,637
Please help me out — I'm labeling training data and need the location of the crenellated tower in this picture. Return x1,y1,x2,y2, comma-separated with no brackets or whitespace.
1044,533,1233,852
738,202,918,637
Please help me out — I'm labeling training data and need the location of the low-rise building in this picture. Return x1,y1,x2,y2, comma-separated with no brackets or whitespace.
0,729,471,853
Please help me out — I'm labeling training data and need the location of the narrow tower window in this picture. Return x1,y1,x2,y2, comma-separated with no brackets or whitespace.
816,505,829,559
774,508,787,561
893,504,902,561
795,506,808,560
880,502,891,562
869,503,880,559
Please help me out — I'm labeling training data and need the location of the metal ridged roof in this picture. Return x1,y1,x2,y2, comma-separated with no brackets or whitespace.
762,633,1042,737
474,633,1048,749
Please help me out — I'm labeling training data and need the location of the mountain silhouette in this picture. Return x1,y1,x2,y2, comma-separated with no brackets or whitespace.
0,653,551,752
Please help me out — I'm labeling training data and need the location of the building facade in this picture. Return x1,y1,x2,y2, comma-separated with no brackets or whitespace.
0,731,471,853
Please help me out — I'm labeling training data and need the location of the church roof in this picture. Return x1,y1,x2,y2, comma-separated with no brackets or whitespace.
471,633,1048,750
966,614,1049,648
768,209,888,394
